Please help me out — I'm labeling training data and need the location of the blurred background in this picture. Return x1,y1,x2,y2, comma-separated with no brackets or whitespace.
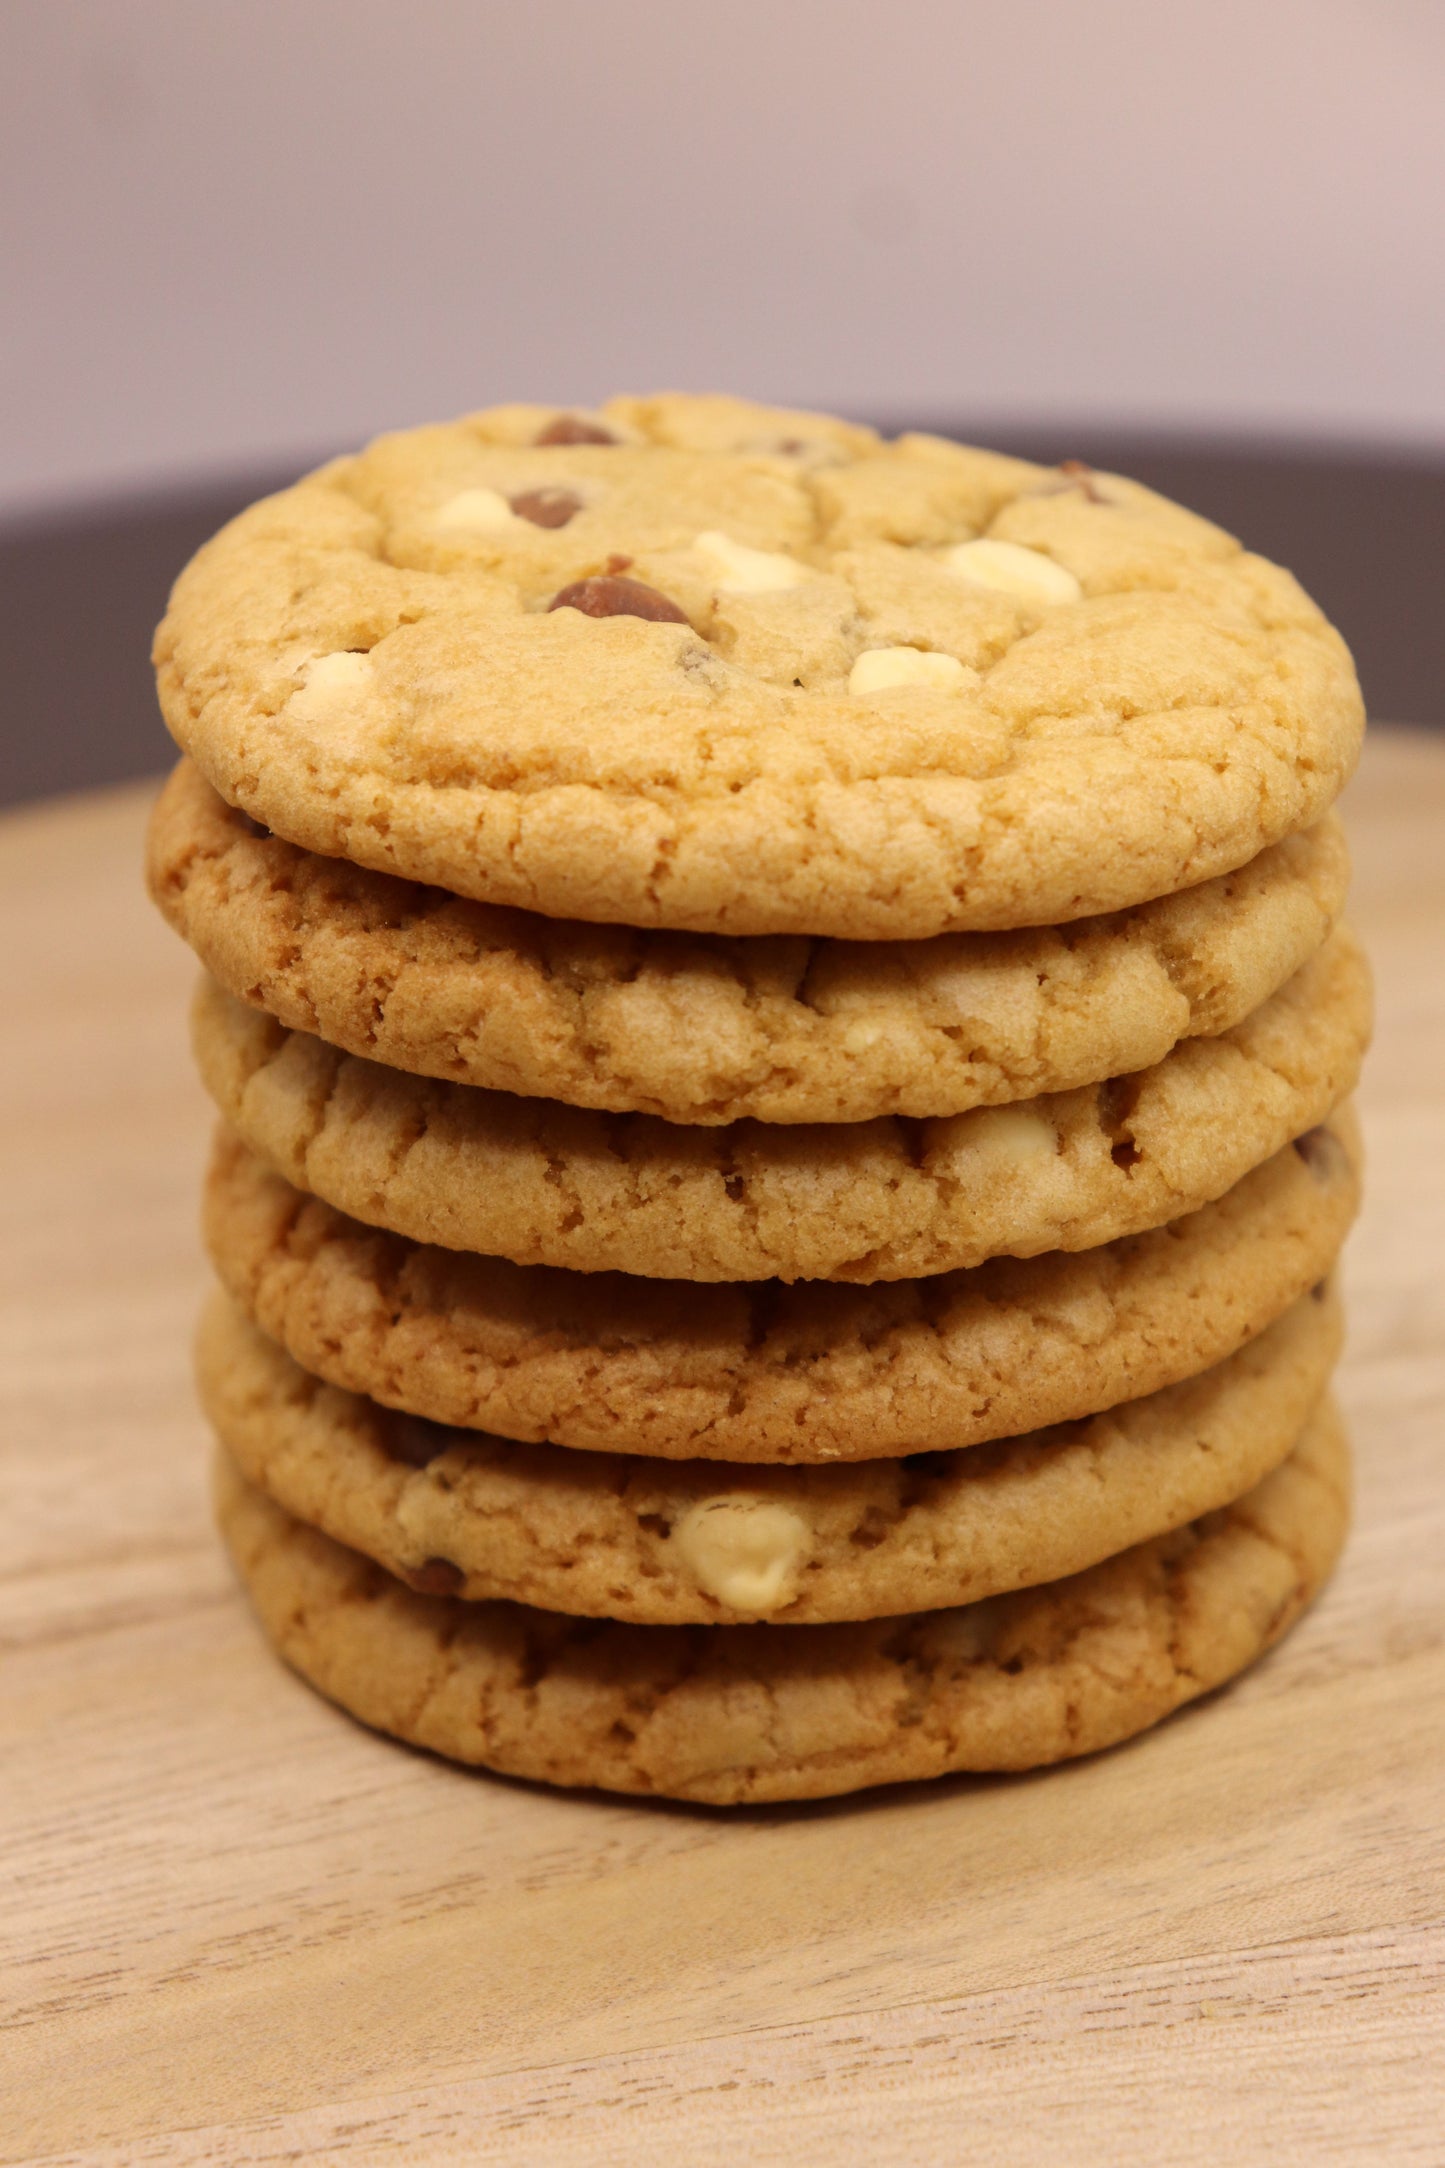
3,0,1442,805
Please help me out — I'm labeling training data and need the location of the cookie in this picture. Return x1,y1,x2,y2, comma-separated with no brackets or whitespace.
214,1395,1350,1801
200,1283,1340,1624
154,394,1363,941
191,928,1370,1281
148,759,1350,1126
205,1112,1360,1462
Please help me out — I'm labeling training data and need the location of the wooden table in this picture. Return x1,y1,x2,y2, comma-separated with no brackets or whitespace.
5,730,1442,2165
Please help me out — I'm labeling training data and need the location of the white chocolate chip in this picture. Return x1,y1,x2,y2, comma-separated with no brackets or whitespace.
939,538,1083,607
693,529,811,593
393,1478,457,1553
434,486,523,532
848,647,973,696
914,956,1001,1018
842,1019,884,1054
289,649,375,720
673,1497,812,1614
968,1104,1059,1164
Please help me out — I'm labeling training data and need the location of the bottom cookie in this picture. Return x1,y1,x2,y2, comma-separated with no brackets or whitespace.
215,1401,1349,1804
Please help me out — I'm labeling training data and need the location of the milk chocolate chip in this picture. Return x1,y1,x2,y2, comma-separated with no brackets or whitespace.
1293,1126,1342,1180
406,1557,466,1596
388,1412,456,1468
548,574,690,624
1060,459,1107,499
511,485,584,529
1098,1073,1143,1169
1028,459,1109,505
535,415,617,446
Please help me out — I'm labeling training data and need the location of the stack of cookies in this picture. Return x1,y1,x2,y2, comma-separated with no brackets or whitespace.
146,394,1370,1805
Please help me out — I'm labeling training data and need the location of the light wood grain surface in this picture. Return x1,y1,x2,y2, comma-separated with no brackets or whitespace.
3,730,1442,2166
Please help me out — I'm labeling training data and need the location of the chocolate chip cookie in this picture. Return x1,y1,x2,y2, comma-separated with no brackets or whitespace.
200,1284,1339,1623
149,758,1349,1125
155,394,1363,939
215,1394,1350,1802
204,1110,1360,1461
190,929,1370,1281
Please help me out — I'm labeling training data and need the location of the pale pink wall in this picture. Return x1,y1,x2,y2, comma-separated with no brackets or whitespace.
3,0,1443,512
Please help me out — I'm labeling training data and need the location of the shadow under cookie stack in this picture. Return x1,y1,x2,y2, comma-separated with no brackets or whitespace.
146,394,1371,1806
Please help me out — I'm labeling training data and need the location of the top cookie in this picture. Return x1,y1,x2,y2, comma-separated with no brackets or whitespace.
154,393,1364,940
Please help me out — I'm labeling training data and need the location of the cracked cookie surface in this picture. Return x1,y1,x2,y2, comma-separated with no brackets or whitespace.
154,393,1363,940
205,1111,1360,1461
200,1286,1339,1624
215,1396,1349,1802
150,759,1349,1125
191,929,1370,1281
